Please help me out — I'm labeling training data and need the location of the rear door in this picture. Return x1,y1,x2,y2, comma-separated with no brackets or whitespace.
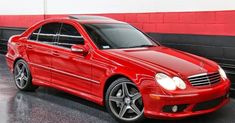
26,22,61,83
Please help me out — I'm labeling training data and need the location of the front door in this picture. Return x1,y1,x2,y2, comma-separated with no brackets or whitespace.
51,23,93,94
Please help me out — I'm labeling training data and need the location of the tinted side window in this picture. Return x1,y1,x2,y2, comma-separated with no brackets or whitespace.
29,28,40,41
38,23,61,45
83,24,110,49
58,23,84,48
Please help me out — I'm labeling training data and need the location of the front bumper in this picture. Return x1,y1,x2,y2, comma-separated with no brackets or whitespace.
143,79,230,119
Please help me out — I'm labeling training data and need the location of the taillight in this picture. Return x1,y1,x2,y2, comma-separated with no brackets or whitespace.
7,35,20,50
8,35,14,43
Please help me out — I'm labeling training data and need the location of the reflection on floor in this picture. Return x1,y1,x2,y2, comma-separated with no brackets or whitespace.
1,54,235,123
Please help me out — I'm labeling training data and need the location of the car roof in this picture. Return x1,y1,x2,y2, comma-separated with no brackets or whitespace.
68,15,127,24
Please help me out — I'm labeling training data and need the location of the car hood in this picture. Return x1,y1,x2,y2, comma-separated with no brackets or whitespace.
105,46,218,77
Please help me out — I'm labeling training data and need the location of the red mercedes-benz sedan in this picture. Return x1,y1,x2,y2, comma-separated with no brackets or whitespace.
6,16,230,122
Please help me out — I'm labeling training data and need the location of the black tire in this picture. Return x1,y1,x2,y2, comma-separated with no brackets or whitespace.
105,78,144,123
13,59,38,91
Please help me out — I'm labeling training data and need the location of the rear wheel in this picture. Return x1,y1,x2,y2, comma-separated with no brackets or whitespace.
14,59,38,91
105,78,144,123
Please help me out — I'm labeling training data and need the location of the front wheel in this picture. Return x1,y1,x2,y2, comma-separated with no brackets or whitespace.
14,59,38,91
105,78,144,123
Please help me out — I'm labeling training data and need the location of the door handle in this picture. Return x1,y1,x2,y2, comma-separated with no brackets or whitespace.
52,51,59,56
27,45,33,49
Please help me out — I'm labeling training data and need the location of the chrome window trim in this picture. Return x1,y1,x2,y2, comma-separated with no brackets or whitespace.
26,39,72,51
59,34,83,38
32,33,83,39
33,33,57,37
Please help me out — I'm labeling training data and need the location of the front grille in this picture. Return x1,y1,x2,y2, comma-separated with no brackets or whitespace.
192,97,224,111
188,72,221,86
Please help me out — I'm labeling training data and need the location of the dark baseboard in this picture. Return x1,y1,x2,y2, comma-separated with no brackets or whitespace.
148,33,235,69
0,27,25,55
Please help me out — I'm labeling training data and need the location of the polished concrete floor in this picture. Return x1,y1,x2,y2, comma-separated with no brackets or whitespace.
0,54,235,123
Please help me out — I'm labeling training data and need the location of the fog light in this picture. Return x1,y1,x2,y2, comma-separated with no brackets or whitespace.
172,105,178,112
163,104,188,113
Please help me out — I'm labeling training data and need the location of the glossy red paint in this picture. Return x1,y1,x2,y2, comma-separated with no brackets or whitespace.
5,17,230,119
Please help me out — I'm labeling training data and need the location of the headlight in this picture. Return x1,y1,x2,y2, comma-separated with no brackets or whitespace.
172,77,186,90
219,66,227,80
155,73,187,90
155,73,176,90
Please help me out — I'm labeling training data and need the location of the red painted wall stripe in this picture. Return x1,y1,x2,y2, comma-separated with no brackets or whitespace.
0,10,235,36
0,15,44,28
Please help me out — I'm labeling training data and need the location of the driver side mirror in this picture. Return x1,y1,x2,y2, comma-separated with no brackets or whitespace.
71,44,89,55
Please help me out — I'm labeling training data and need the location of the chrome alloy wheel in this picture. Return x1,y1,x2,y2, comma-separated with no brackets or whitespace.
14,61,29,89
108,82,144,121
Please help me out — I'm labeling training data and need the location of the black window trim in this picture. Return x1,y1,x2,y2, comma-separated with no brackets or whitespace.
28,22,61,46
27,22,86,50
28,27,41,41
55,23,85,49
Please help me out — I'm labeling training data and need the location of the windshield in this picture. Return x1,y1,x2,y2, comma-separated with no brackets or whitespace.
82,23,158,49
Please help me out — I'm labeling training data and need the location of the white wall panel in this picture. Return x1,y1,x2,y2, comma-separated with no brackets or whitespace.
46,0,235,14
0,0,235,15
0,0,44,15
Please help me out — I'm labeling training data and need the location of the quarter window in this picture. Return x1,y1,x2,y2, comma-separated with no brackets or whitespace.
29,28,40,41
57,23,84,48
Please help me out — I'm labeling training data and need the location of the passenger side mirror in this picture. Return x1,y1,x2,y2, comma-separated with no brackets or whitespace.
71,44,89,55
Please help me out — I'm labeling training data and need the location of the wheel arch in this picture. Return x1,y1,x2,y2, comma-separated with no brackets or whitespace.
103,73,145,122
103,73,135,105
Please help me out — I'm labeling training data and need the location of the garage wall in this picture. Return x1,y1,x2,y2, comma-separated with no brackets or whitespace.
0,0,235,75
